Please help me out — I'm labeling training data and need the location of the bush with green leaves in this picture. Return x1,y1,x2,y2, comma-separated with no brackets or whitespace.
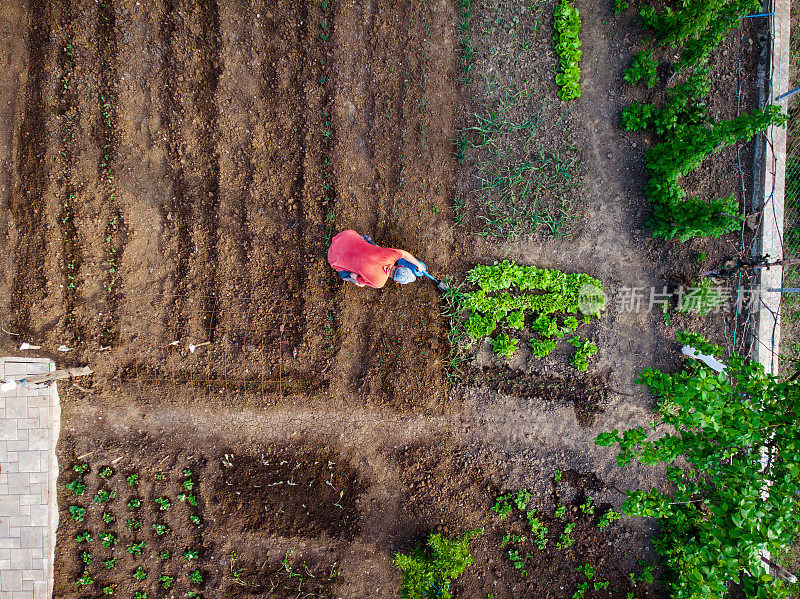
623,49,658,88
394,530,482,599
554,0,582,100
619,0,788,242
595,332,800,599
640,0,760,71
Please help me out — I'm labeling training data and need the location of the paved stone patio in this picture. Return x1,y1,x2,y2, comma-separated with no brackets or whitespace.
0,358,59,599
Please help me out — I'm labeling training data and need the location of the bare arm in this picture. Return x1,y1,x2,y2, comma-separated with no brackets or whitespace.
398,250,424,271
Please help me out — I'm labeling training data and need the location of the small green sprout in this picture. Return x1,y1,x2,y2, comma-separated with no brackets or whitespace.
597,509,620,529
189,570,203,584
576,564,594,580
159,550,171,560
133,592,147,599
183,468,192,477
101,533,117,548
132,566,146,581
159,575,174,590
80,551,93,565
73,463,89,475
66,479,86,496
126,473,139,486
75,531,92,543
103,558,116,570
93,489,115,503
126,541,146,556
593,581,610,591
69,505,86,522
102,511,115,524
98,466,113,478
76,573,94,586
183,479,195,491
579,497,595,515
555,504,566,519
184,548,200,560
557,522,576,549
553,469,562,482
126,518,142,530
177,492,197,505
507,549,526,577
102,584,115,595
189,515,201,525
127,498,141,510
154,497,171,511
152,522,170,536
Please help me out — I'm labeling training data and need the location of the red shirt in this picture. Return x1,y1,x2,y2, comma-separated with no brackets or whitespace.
327,230,404,288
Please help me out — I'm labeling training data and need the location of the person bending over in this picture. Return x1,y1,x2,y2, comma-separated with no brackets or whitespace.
327,229,427,288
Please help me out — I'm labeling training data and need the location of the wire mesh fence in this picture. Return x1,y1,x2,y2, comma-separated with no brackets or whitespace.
778,81,800,371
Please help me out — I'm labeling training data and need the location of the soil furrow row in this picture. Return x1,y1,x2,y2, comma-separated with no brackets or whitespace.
191,0,222,343
96,0,125,348
158,0,192,345
10,0,52,337
55,0,85,344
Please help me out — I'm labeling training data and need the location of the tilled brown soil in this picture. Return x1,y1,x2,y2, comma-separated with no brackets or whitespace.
0,0,767,597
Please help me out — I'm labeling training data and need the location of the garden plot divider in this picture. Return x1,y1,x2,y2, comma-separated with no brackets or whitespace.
753,0,791,374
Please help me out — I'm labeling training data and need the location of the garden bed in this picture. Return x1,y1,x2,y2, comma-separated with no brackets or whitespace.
0,0,771,596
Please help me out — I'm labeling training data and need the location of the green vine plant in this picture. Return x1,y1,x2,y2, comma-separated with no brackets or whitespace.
622,65,786,241
595,332,800,599
640,0,760,71
620,0,788,242
447,260,604,372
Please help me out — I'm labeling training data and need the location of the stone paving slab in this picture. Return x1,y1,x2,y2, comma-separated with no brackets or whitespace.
0,358,59,599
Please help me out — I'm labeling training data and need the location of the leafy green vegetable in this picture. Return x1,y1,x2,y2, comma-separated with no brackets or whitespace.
554,0,582,100
394,531,482,599
491,333,519,359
